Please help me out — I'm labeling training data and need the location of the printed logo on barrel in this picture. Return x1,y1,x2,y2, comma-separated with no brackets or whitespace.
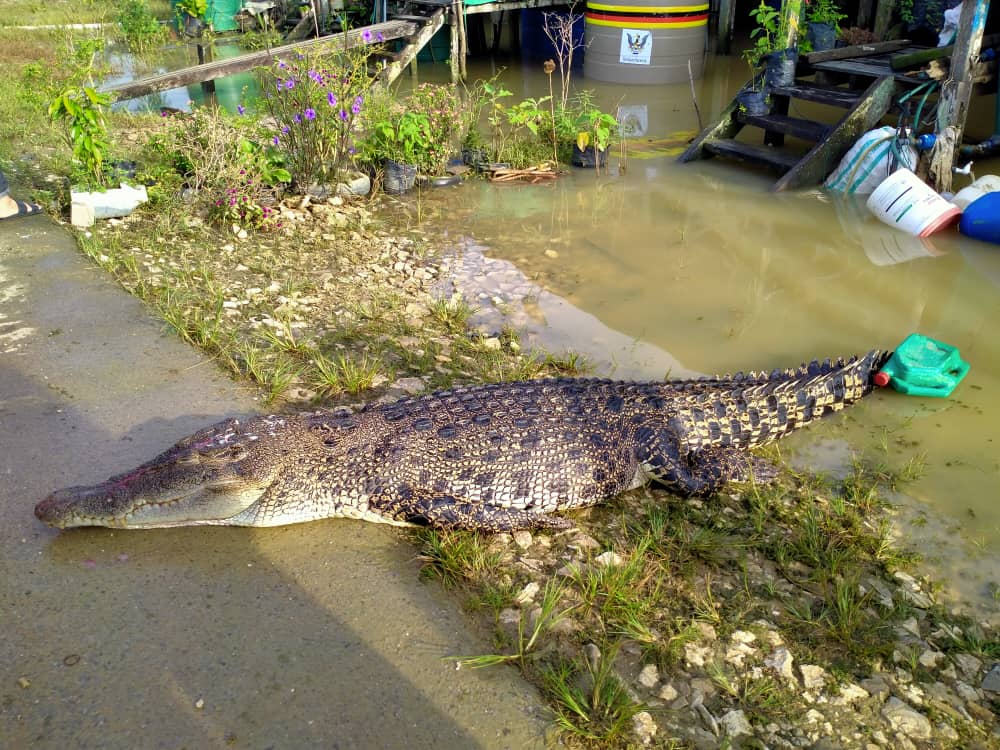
619,29,652,64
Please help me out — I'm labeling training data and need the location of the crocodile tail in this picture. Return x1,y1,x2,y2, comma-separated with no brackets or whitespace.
735,349,891,445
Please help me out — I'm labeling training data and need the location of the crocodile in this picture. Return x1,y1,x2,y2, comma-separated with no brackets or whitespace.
35,350,891,532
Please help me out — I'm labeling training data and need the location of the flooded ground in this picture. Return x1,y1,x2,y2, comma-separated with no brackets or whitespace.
119,33,997,615
394,54,1000,619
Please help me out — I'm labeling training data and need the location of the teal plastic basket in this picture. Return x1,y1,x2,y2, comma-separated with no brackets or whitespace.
878,333,970,397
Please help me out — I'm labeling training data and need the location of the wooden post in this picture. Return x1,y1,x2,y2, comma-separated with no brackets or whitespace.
932,0,990,192
197,43,216,99
856,0,875,29
873,0,894,40
717,0,736,54
450,0,461,83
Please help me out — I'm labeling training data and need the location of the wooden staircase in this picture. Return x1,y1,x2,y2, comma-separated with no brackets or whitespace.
679,62,899,191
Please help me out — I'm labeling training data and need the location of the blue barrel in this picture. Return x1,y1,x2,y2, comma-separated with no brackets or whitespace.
959,192,1000,245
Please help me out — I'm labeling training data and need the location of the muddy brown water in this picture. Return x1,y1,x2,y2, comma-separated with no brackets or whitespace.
402,55,1000,620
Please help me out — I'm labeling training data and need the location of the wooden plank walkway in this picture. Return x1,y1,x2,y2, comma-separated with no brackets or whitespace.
103,19,424,102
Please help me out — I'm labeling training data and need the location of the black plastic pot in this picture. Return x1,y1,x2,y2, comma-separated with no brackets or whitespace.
383,159,417,195
737,89,770,116
807,22,837,52
571,144,607,168
764,48,798,88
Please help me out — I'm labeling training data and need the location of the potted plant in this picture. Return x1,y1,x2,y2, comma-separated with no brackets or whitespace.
573,106,618,173
805,0,846,51
361,110,433,194
743,0,798,91
176,0,208,36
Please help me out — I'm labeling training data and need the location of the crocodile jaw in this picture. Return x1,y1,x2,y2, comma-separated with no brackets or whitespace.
35,481,268,529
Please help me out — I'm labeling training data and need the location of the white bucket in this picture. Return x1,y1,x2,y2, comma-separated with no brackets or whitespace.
866,168,961,237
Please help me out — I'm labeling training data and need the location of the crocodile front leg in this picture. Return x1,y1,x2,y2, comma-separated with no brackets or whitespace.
375,490,573,532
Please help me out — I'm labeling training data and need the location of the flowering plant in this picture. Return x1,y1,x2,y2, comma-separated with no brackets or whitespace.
257,31,384,185
404,84,462,174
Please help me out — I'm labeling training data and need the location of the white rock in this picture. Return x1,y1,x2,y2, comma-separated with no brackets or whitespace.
955,680,980,702
953,652,983,679
725,642,757,668
684,643,711,669
637,663,659,689
391,377,426,394
731,630,756,645
881,697,932,740
718,709,752,737
836,682,870,704
499,608,521,625
765,647,795,682
936,722,960,740
918,649,945,668
512,530,533,549
694,621,717,641
632,711,657,745
658,682,679,702
805,709,824,724
514,582,539,606
594,551,623,568
800,664,827,690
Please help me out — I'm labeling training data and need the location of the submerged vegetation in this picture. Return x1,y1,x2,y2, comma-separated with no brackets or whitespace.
0,6,997,748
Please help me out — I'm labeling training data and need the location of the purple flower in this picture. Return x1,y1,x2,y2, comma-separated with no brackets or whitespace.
237,104,246,115
278,61,286,69
293,113,302,123
282,126,290,133
362,29,373,43
351,95,362,115
327,92,337,107
339,109,348,121
376,31,385,43
308,70,323,83
272,135,280,145
285,78,295,89
304,107,316,120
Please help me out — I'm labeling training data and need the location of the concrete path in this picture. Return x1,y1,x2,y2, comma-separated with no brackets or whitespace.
0,217,549,749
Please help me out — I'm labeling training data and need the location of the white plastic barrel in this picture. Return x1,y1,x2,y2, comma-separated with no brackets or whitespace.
865,168,961,238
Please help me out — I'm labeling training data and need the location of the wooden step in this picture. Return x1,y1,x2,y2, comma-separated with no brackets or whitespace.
703,139,801,172
769,82,865,108
392,13,435,23
737,112,831,142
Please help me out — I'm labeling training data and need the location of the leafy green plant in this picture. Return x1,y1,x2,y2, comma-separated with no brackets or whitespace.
364,110,433,166
746,1,781,61
48,86,112,187
115,0,167,54
805,0,847,25
176,0,208,18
